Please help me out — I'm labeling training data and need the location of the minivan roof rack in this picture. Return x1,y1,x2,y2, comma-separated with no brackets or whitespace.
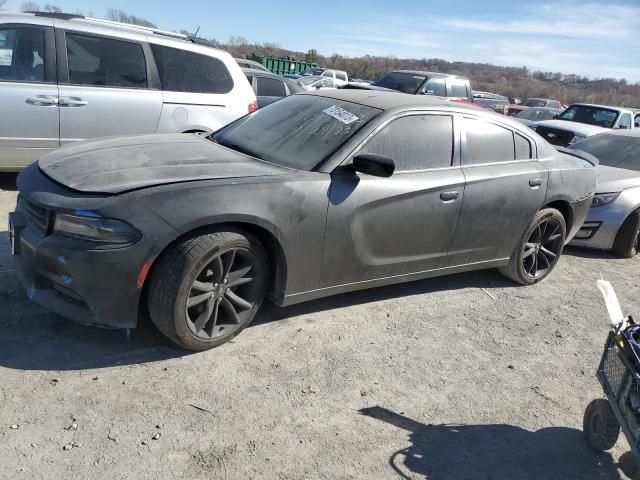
32,11,83,20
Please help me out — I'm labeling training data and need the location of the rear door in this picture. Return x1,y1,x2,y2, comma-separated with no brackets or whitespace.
0,23,58,169
322,112,465,286
57,30,162,145
446,116,547,266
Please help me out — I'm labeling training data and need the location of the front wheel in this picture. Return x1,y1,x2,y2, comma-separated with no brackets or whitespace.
499,208,566,285
148,231,268,351
612,209,640,258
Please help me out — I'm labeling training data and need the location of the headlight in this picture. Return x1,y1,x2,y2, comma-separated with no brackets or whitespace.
568,134,586,146
591,192,620,208
53,213,142,245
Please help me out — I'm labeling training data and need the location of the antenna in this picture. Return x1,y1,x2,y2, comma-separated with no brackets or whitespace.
194,26,200,36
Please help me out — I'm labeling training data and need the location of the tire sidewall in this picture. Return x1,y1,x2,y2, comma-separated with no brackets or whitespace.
172,234,268,351
514,209,566,285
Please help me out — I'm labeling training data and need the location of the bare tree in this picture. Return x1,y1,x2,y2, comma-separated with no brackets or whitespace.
43,4,62,13
20,1,40,11
105,9,156,28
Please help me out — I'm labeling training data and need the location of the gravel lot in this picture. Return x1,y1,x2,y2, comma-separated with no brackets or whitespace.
0,172,638,480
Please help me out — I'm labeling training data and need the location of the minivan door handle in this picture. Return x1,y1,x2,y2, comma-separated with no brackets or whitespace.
529,178,543,188
59,97,88,107
440,191,459,202
26,95,58,106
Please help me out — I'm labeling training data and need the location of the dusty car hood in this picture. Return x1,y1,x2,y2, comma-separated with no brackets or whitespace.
531,119,607,137
596,165,640,193
39,134,288,194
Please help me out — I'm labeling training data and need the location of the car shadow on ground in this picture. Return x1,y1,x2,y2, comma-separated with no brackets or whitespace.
0,173,18,191
563,245,625,261
359,406,624,480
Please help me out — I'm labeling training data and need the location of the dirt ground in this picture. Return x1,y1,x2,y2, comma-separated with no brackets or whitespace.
0,171,638,480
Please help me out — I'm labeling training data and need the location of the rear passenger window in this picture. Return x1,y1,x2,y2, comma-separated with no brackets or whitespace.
360,115,453,171
151,44,233,94
515,133,532,159
66,33,147,88
463,118,514,164
256,77,285,97
0,27,45,82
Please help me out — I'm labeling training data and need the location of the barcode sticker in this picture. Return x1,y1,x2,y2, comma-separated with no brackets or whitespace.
323,105,359,125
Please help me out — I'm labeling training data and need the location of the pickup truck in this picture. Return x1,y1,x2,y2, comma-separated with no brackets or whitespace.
531,103,640,147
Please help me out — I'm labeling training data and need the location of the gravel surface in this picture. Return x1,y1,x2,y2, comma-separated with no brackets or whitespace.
0,172,638,479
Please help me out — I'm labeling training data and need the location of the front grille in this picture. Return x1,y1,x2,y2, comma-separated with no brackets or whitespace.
17,195,50,236
536,126,575,147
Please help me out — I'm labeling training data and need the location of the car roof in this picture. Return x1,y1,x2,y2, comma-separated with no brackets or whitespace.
1,11,224,51
568,102,631,111
392,70,464,79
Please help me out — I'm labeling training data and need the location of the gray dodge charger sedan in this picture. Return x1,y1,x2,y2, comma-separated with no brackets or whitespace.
10,90,598,351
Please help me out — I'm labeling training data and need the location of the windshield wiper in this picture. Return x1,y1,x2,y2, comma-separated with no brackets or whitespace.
217,141,264,160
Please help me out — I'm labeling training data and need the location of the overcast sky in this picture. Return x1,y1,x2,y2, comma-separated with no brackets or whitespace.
6,0,640,82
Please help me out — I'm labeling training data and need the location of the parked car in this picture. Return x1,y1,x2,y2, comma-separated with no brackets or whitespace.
296,76,336,91
473,92,510,115
507,98,563,116
509,97,522,105
570,130,640,257
299,67,348,86
367,70,473,103
234,58,270,73
532,104,639,147
11,90,597,351
283,73,301,80
242,68,302,108
513,107,564,127
0,11,257,172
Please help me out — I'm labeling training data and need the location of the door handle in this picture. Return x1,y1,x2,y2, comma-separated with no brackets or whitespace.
59,97,88,107
26,95,58,106
440,191,459,202
529,178,543,188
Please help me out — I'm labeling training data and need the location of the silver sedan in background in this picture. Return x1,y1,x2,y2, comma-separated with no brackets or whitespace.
570,130,640,257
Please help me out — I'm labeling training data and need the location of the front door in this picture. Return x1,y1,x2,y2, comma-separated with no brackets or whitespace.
0,24,58,170
322,113,465,287
58,31,162,145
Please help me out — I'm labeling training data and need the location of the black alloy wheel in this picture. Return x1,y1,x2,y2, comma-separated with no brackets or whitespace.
522,216,564,279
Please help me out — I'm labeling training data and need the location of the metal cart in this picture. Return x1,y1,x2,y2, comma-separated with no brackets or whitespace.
584,330,640,465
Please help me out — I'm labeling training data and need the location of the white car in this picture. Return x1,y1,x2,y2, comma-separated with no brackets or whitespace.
299,67,348,87
0,11,257,171
531,103,639,148
296,76,337,91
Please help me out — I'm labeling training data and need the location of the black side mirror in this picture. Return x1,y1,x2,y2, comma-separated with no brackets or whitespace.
352,153,395,178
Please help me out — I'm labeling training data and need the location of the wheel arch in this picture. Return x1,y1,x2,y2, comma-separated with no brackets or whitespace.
543,199,574,234
139,221,289,316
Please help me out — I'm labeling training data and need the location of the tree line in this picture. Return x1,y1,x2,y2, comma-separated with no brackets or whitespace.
2,3,638,107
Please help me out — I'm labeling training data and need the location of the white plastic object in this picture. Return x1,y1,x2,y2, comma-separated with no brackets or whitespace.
597,279,625,329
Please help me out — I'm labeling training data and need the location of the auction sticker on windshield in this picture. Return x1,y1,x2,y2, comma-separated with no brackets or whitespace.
323,105,359,125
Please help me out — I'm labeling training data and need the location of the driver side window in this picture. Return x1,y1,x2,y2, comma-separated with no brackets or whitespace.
619,113,632,130
359,115,454,172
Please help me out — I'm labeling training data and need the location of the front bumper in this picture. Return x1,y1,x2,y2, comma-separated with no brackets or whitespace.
570,199,631,251
11,163,179,329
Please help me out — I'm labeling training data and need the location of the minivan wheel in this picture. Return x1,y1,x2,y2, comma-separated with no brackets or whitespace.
612,209,640,258
148,231,268,351
499,208,566,285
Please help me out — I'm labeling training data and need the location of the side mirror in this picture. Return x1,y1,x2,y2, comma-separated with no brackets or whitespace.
553,114,559,119
617,125,629,130
352,153,395,178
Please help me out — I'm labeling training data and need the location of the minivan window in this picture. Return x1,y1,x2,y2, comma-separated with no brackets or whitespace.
463,118,515,164
151,44,233,94
0,27,45,82
257,77,285,97
66,33,147,88
360,115,454,171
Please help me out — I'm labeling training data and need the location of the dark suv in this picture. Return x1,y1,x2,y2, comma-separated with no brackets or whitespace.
346,70,473,103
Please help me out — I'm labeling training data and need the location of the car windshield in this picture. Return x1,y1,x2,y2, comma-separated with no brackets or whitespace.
211,95,381,171
516,108,558,121
558,105,619,128
372,72,426,94
571,134,640,171
300,67,324,76
521,99,548,107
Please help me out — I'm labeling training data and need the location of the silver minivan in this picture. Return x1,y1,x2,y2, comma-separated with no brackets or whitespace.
0,11,257,171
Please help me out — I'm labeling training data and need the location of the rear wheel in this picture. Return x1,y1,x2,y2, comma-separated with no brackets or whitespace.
583,399,620,451
612,209,640,258
148,230,268,351
499,208,566,285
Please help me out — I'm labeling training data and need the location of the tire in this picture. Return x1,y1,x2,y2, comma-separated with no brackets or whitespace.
499,208,566,285
583,399,620,451
612,209,640,258
148,230,268,351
